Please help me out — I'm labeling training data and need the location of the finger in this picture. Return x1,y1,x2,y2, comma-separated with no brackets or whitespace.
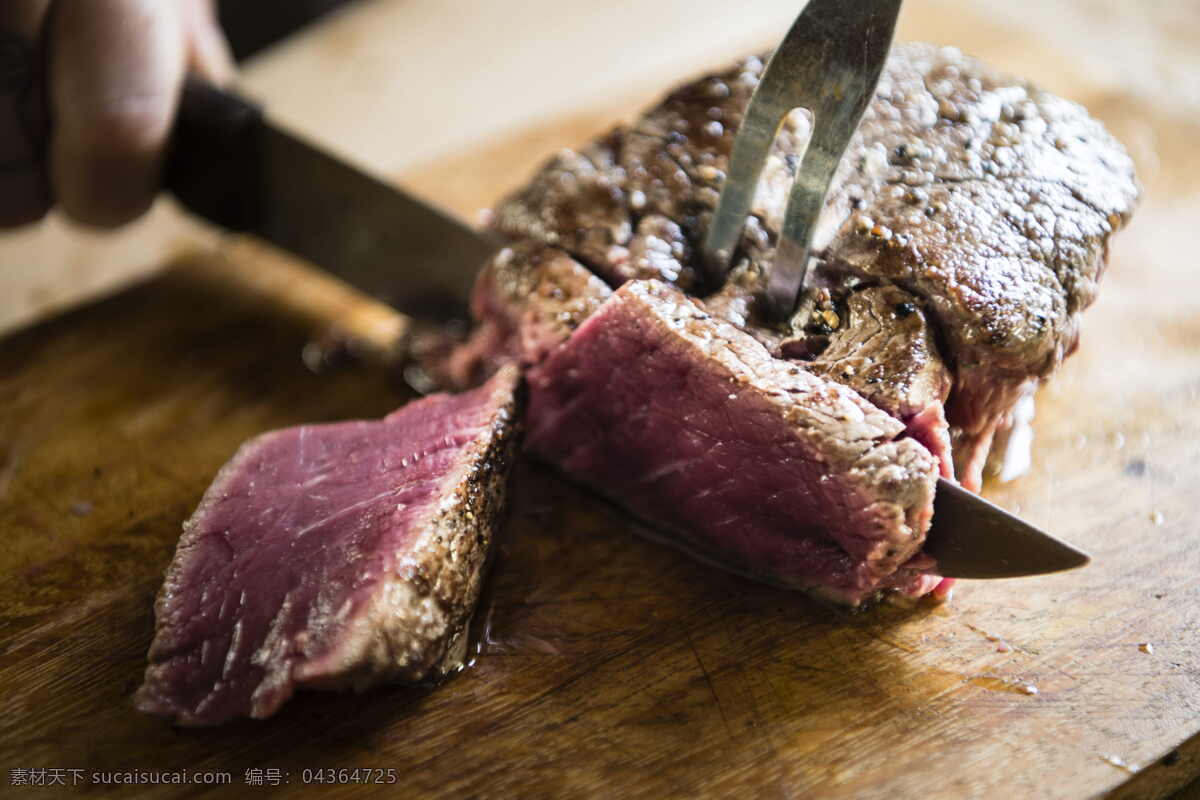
183,0,235,86
49,0,187,228
0,0,51,227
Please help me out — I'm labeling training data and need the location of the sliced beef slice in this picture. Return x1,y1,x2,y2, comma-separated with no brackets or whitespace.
136,366,521,726
487,43,1138,490
525,280,939,606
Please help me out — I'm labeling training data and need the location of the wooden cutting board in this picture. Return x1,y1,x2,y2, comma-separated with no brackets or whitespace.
3,2,1200,798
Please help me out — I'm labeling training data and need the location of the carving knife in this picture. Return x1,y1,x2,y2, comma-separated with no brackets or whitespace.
166,79,497,320
162,80,1089,581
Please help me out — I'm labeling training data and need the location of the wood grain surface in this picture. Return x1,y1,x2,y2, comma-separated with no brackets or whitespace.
2,1,1200,798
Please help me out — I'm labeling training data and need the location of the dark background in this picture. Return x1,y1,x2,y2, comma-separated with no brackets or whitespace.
218,0,360,61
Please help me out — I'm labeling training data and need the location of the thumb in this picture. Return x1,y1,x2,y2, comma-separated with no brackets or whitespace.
48,0,187,228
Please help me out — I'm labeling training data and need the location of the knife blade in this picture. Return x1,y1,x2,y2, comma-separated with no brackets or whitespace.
166,79,499,319
927,478,1090,579
164,80,1090,581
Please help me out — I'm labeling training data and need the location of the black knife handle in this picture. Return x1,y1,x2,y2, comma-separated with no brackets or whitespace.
165,79,265,232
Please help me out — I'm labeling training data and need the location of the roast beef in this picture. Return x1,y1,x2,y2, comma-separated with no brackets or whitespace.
136,366,521,725
447,43,1137,604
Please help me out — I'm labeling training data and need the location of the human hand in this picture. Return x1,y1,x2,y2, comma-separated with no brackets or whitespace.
0,0,234,228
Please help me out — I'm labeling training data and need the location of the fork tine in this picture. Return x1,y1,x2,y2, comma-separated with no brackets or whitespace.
701,0,904,320
699,84,784,286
